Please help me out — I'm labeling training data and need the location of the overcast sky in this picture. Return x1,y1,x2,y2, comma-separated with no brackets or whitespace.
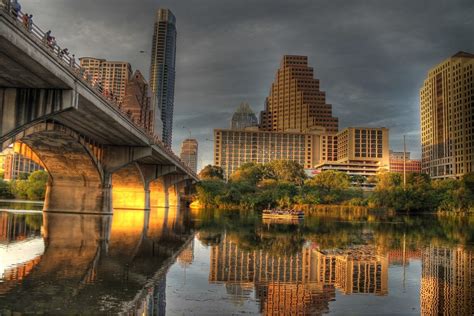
22,0,474,170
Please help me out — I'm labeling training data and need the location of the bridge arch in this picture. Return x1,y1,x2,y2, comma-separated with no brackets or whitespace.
3,122,110,213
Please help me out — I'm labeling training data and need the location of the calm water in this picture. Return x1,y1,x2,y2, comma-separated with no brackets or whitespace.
0,204,473,315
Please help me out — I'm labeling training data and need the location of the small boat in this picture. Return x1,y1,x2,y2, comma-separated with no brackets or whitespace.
262,209,304,219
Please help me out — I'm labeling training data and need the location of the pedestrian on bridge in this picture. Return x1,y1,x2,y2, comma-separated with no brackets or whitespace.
21,11,28,27
27,13,32,31
10,0,20,18
43,30,51,44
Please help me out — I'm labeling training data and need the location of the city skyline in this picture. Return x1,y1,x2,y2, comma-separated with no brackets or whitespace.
18,0,474,170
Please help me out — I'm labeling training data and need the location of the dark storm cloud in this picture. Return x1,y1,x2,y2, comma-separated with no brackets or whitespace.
22,0,474,168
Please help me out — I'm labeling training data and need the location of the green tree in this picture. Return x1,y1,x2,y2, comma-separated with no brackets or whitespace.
199,165,225,180
0,178,13,198
26,170,48,200
196,179,225,207
229,162,264,185
265,160,307,185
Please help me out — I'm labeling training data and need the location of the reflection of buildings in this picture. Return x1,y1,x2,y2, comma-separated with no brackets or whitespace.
421,246,474,316
388,249,422,265
0,212,44,295
0,211,42,243
209,236,388,315
177,238,194,268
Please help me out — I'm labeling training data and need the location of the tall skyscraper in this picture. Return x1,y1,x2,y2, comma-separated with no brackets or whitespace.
180,138,198,173
230,102,258,130
79,57,132,104
420,51,474,178
149,8,177,147
260,55,338,133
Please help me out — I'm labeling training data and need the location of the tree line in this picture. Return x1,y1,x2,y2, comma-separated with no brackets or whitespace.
196,161,474,213
0,170,48,200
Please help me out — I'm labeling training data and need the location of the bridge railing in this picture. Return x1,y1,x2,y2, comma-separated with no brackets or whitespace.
0,1,198,179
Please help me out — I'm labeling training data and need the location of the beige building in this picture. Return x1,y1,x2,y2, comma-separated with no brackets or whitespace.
315,127,390,178
2,144,44,181
420,51,474,179
180,138,198,173
214,128,317,178
79,57,132,104
260,55,338,133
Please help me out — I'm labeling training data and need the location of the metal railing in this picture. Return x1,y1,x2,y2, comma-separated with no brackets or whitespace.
0,1,197,179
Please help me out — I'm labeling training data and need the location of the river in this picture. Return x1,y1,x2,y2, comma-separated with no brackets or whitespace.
0,202,473,315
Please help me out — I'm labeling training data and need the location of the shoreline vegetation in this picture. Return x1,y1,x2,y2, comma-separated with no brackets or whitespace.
196,161,474,214
0,170,48,201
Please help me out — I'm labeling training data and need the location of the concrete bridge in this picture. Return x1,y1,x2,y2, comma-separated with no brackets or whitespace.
0,4,198,214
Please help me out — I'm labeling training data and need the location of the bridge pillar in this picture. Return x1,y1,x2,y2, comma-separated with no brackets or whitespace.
111,163,147,211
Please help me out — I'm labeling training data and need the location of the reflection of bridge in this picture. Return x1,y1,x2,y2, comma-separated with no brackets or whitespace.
0,4,198,213
0,209,194,314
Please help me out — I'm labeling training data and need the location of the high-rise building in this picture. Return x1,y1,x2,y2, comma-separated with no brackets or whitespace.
122,70,154,132
230,102,258,130
79,57,132,104
260,55,338,133
149,8,177,147
420,51,474,179
180,138,198,173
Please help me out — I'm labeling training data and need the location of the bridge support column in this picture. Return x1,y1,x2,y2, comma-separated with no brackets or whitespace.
111,163,147,211
150,177,169,208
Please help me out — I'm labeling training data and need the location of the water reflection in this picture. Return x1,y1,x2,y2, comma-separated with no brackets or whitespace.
0,207,473,314
0,207,194,314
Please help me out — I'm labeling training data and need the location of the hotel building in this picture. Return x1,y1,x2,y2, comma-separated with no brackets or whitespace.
420,51,474,179
389,151,421,174
79,57,132,104
315,127,390,178
214,128,318,178
180,138,198,173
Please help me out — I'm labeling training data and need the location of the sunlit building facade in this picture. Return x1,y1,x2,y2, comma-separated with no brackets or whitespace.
260,55,338,133
315,127,390,178
149,8,177,146
180,138,198,173
2,145,44,181
420,51,474,179
79,57,132,104
214,129,317,178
